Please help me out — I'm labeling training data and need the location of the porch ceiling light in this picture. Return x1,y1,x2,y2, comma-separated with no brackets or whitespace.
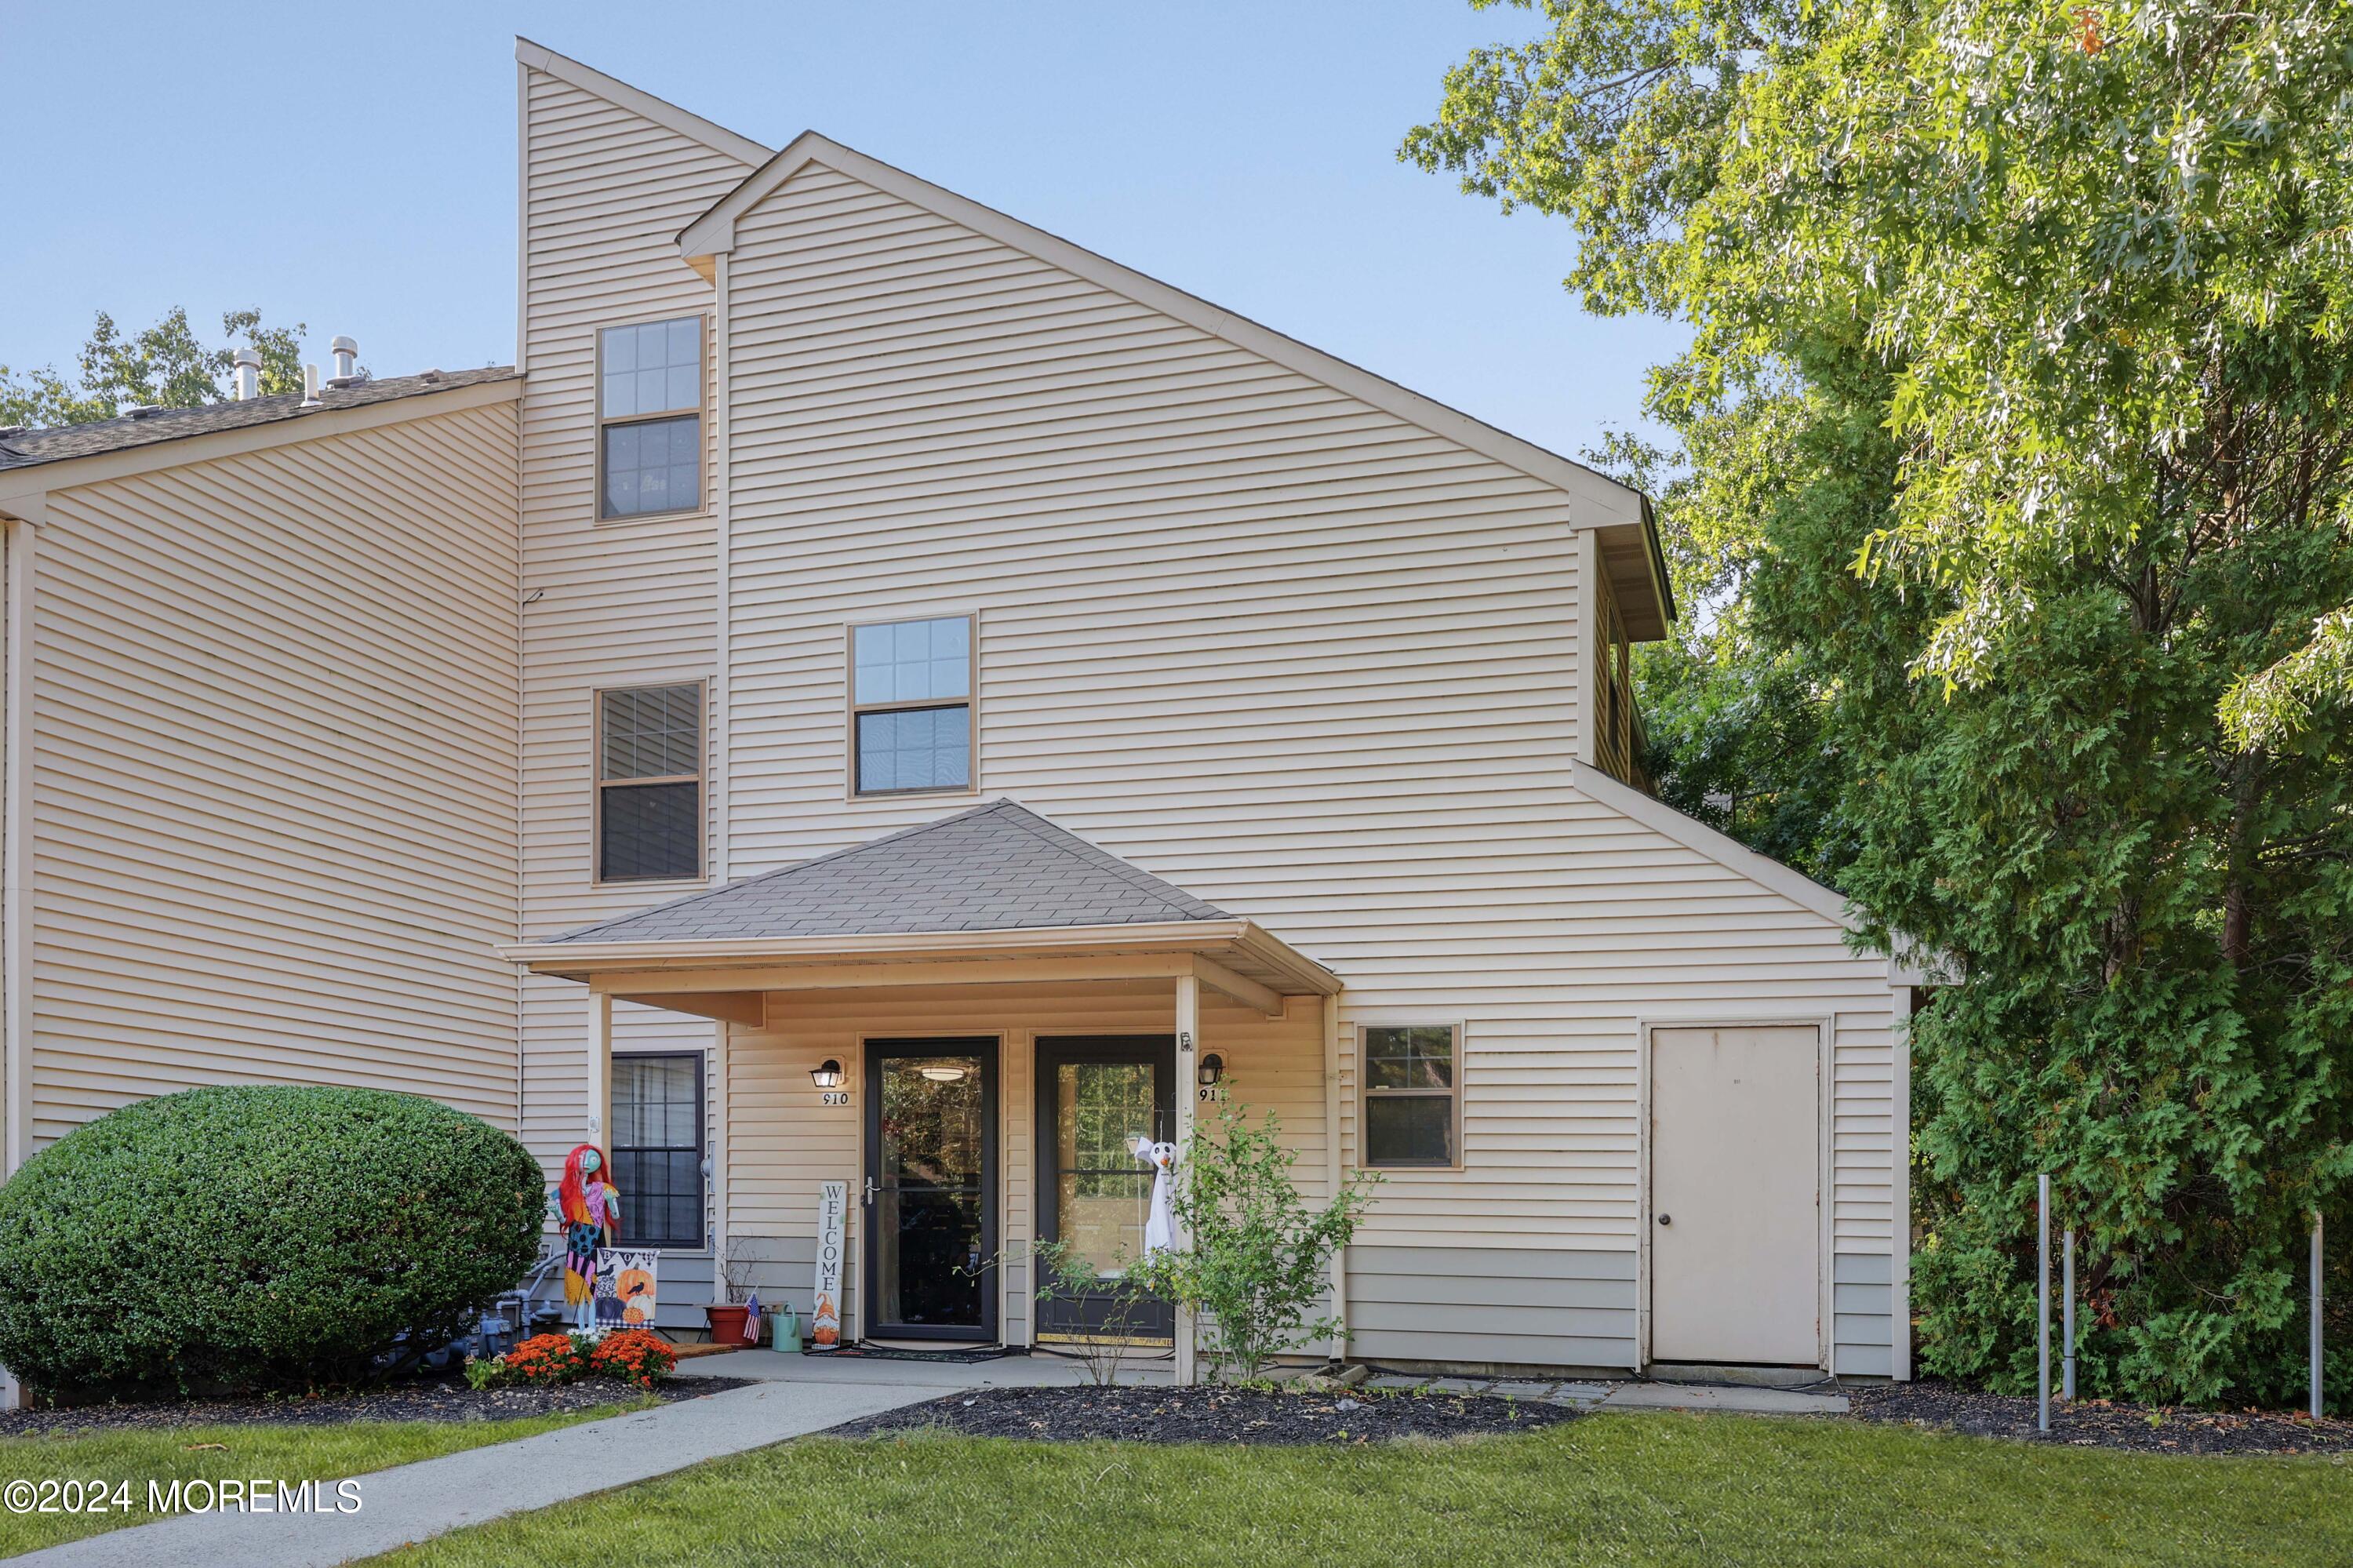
918,1064,967,1083
1197,1053,1224,1087
810,1059,844,1090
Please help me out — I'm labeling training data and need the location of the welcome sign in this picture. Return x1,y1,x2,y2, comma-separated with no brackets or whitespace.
812,1180,846,1348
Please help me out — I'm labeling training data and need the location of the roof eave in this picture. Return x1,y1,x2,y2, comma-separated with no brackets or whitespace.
497,918,1342,997
0,375,521,494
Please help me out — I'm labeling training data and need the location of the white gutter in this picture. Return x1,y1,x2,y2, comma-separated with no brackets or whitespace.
498,918,1343,995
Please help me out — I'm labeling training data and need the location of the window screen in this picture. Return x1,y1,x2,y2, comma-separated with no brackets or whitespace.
1362,1024,1458,1168
597,683,702,882
849,617,974,795
598,315,703,519
613,1053,704,1250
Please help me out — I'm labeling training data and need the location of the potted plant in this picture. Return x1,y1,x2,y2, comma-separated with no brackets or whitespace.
705,1239,763,1347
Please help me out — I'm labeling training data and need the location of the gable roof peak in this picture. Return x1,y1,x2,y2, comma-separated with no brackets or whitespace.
515,37,770,167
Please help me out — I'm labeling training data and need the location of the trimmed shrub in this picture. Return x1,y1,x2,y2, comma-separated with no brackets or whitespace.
0,1085,544,1395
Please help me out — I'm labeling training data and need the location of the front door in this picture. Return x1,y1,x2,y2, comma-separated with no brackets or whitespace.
1035,1035,1176,1344
864,1037,998,1342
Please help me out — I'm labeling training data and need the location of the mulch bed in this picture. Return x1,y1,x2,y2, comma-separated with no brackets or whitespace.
830,1384,1577,1446
0,1375,754,1439
1849,1378,2353,1456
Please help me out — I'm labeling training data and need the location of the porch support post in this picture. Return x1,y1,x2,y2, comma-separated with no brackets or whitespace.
1322,992,1347,1359
1174,972,1199,1386
585,990,612,1148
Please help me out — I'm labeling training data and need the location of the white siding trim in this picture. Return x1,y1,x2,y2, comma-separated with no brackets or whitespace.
1571,759,1853,927
3,515,31,1173
0,380,520,501
513,38,770,166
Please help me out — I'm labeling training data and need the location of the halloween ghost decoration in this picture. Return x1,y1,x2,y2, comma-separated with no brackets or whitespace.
1131,1135,1178,1256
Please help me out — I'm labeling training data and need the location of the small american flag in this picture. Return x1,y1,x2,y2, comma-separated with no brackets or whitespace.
740,1292,762,1344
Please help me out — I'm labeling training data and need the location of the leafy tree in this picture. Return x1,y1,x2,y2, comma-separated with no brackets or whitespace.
1409,0,2353,1408
1,307,307,427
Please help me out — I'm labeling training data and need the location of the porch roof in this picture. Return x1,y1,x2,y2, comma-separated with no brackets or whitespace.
499,800,1340,1006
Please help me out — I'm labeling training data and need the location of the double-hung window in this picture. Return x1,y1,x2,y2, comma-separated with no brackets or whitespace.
1362,1024,1460,1168
850,615,973,795
613,1053,704,1250
595,682,703,882
598,315,704,519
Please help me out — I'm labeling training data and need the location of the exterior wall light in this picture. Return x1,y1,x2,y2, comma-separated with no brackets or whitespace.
1197,1053,1224,1087
810,1059,844,1090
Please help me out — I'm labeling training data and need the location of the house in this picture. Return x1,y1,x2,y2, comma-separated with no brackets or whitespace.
0,38,1923,1381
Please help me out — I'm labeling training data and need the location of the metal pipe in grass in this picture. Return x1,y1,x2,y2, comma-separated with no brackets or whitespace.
2315,1211,2326,1422
2063,1227,2075,1402
2038,1173,2050,1435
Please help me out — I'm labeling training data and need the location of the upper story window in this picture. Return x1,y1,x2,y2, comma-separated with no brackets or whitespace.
596,682,704,882
1361,1024,1460,1169
598,315,704,519
850,615,973,796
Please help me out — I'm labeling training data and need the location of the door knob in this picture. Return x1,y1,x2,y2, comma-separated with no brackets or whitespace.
1657,1213,1672,1226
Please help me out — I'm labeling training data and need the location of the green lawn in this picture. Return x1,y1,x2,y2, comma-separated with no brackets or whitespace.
370,1413,2353,1568
0,1401,650,1559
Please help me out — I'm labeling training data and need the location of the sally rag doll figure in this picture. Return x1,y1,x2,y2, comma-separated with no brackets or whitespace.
558,1144,623,1333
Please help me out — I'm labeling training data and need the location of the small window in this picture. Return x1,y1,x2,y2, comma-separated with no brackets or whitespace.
613,1053,704,1249
596,682,703,882
850,616,974,795
1362,1024,1458,1168
598,315,704,518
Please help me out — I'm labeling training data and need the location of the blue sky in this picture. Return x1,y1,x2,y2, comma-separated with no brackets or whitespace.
0,0,1686,462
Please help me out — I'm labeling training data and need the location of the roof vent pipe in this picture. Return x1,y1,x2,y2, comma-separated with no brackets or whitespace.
301,364,322,407
329,336,358,383
231,348,262,402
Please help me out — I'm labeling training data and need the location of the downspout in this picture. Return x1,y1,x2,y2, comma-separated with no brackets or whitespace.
1892,981,1915,1381
511,52,533,1137
708,249,733,1270
711,250,732,885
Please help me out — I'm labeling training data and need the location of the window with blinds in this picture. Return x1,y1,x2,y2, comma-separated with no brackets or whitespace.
613,1053,704,1250
596,682,703,882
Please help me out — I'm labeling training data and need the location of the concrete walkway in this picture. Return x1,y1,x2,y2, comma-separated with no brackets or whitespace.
1364,1372,1849,1416
15,1377,960,1568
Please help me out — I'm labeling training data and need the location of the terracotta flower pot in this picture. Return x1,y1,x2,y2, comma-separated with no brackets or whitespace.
704,1304,758,1346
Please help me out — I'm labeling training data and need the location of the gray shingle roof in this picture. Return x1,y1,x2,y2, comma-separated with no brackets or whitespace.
0,366,517,473
551,799,1231,945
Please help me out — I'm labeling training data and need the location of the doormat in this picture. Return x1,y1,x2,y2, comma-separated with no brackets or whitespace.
821,1344,1010,1364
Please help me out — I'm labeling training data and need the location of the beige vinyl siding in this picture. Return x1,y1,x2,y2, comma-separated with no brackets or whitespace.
24,403,521,1141
515,64,752,1177
702,155,1900,1370
724,982,1325,1344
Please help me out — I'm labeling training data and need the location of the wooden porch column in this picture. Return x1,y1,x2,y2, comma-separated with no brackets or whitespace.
1322,991,1347,1356
585,990,612,1149
1174,972,1199,1386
